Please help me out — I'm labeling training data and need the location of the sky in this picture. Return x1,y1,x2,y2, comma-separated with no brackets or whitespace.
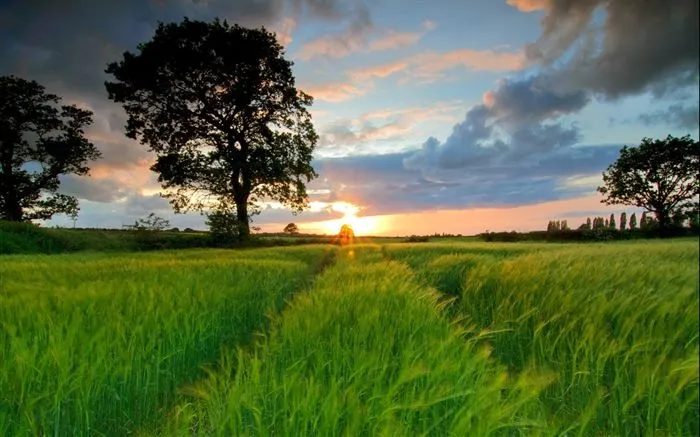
1,0,698,236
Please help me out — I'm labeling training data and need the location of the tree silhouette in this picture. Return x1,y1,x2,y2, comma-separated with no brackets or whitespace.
597,135,699,229
283,223,299,234
620,212,627,231
105,18,318,241
338,223,355,245
0,75,101,221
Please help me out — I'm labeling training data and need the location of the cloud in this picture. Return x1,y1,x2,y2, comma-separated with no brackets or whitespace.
307,144,622,217
403,75,588,173
308,46,522,103
302,81,368,102
58,174,131,203
316,102,466,154
506,0,547,13
347,47,524,83
517,0,699,100
403,48,525,81
297,16,435,60
399,0,698,205
637,104,700,131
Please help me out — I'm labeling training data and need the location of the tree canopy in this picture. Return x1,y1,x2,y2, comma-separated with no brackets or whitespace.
0,75,101,222
283,222,299,234
597,135,699,229
105,18,318,241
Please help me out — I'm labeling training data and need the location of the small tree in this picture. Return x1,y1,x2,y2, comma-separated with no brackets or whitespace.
586,217,592,230
0,75,101,221
629,212,637,230
338,224,355,245
205,207,239,243
136,213,170,231
609,213,616,230
561,219,569,230
283,223,299,235
597,135,699,229
69,210,79,229
620,212,627,231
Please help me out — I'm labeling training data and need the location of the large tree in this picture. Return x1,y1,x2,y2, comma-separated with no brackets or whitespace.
0,75,100,221
105,18,318,241
597,135,699,229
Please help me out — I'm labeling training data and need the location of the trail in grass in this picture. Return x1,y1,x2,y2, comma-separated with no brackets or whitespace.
0,246,336,437
386,241,700,436
154,244,551,437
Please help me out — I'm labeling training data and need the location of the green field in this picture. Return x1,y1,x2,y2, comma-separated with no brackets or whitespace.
1,239,697,436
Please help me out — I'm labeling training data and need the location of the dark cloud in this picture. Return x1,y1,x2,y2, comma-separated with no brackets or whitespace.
485,75,590,126
306,143,621,216
57,175,131,203
524,0,699,99
123,193,173,217
403,75,586,173
637,104,700,131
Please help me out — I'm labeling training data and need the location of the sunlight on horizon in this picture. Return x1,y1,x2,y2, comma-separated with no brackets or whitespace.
320,213,388,236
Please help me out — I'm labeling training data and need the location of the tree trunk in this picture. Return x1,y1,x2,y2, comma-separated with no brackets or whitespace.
2,193,23,221
235,199,250,242
655,209,670,229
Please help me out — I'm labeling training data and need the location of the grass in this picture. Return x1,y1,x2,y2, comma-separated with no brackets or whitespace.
0,246,334,436
1,239,697,436
388,239,699,436
154,246,552,436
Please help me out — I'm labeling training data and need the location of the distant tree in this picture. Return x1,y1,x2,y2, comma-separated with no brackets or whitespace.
561,220,569,230
69,210,79,229
0,75,101,221
283,223,299,235
629,212,637,230
169,227,180,232
135,213,170,231
338,223,355,245
609,213,616,230
597,135,699,229
620,212,627,231
205,206,239,242
105,18,318,241
586,217,592,230
604,218,609,228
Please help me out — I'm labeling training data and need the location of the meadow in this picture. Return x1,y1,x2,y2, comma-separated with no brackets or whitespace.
0,239,697,436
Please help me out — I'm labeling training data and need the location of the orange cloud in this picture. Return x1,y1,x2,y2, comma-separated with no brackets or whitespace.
269,16,296,47
297,20,436,61
303,81,369,103
347,60,409,80
347,48,524,85
368,30,423,52
408,48,525,79
506,0,548,12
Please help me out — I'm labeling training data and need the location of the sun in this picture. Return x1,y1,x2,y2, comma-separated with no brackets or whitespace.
322,212,385,236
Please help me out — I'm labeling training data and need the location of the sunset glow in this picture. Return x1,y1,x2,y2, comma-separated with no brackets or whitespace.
320,212,387,236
